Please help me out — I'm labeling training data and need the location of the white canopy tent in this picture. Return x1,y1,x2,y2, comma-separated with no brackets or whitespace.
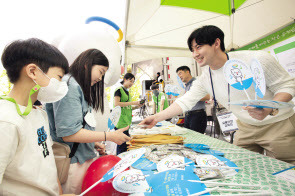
124,0,295,65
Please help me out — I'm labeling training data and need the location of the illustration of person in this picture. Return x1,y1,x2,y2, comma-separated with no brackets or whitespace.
231,67,243,83
125,174,146,184
166,160,184,169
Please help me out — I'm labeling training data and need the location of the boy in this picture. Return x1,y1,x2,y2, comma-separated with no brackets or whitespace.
0,38,73,195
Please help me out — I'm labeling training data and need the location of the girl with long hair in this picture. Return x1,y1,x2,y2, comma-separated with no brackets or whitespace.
46,49,130,194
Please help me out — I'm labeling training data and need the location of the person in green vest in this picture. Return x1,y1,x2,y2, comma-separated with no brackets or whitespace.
114,73,142,154
151,84,169,114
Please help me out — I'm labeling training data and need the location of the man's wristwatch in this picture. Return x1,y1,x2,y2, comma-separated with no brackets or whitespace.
269,108,279,116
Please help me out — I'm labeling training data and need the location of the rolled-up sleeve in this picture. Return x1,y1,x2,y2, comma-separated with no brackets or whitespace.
175,77,208,113
53,83,84,137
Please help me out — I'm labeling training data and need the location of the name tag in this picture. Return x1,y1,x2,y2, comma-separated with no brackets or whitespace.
216,111,238,133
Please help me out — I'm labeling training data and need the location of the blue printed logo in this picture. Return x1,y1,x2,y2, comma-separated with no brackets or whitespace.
37,126,49,158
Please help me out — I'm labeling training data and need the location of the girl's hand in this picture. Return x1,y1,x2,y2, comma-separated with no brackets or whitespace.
107,126,131,145
94,142,106,155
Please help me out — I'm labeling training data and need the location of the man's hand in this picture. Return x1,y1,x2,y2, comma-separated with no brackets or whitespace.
94,142,106,155
139,115,158,129
243,106,272,120
108,126,131,145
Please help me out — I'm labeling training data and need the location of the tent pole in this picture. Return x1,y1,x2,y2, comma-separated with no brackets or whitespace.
230,0,236,50
123,0,131,67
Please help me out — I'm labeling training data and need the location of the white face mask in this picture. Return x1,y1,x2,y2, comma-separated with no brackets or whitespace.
34,68,68,103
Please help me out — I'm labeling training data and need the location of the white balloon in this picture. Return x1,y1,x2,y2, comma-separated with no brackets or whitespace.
52,25,122,87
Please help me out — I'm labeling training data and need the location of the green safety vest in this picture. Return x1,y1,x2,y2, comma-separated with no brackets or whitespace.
115,87,132,129
153,92,169,113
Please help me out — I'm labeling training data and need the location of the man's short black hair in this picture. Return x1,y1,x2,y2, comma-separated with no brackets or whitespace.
151,84,159,90
176,66,191,74
157,72,160,75
187,25,225,52
1,38,69,83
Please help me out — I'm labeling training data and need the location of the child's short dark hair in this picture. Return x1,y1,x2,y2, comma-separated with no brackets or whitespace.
176,66,191,73
151,84,159,90
187,25,225,52
1,38,69,83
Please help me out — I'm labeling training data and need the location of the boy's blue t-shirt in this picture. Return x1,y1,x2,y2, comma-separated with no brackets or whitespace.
46,74,96,164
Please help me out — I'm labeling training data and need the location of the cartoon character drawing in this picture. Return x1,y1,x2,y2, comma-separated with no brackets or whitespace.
207,159,226,167
114,159,128,171
253,67,261,87
195,169,210,176
231,67,243,83
125,174,146,184
166,161,184,169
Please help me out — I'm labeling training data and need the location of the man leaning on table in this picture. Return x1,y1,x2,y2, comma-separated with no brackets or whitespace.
140,25,295,165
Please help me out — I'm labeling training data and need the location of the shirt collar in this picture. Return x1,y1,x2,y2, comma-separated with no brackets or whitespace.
185,77,196,86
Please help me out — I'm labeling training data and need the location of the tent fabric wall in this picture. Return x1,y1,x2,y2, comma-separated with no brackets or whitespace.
125,0,295,65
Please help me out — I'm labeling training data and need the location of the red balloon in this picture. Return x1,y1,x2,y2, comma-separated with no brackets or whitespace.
81,155,128,196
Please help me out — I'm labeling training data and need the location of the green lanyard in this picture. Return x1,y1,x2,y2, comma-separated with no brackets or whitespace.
0,84,40,116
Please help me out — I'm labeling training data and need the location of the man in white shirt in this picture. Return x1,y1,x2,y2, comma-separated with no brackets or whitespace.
140,25,295,164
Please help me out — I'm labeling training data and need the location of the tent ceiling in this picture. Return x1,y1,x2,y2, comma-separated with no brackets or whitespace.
125,0,295,64
160,0,246,16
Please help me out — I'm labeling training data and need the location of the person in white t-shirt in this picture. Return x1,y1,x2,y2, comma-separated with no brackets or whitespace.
0,38,75,195
140,25,295,164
